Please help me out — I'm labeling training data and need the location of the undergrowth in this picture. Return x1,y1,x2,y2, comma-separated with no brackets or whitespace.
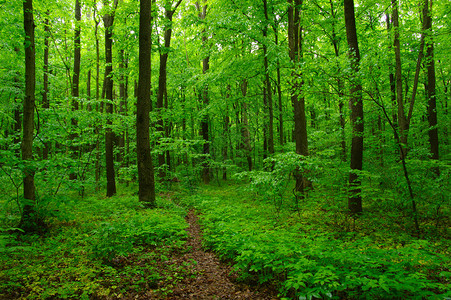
0,188,189,299
177,183,450,300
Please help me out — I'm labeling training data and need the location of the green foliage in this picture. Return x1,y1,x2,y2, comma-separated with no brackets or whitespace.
0,190,188,299
178,186,450,299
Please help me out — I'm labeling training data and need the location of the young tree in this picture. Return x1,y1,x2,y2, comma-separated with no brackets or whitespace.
137,0,156,206
69,0,81,180
43,10,50,160
156,0,183,179
344,0,363,214
196,0,211,184
423,0,439,176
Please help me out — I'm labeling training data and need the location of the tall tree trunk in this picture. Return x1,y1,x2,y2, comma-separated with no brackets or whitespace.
344,0,363,214
424,0,439,176
272,24,284,146
117,49,126,164
94,7,101,189
196,1,210,184
137,0,156,206
329,0,346,161
157,0,182,180
87,69,92,111
241,79,252,171
69,0,81,180
103,0,118,197
13,47,21,155
43,11,50,160
392,0,408,157
288,0,310,195
262,0,274,155
20,0,38,232
386,13,398,151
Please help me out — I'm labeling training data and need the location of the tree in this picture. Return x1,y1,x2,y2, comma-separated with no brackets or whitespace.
156,0,183,180
103,0,118,197
137,0,156,206
42,10,50,160
20,0,39,232
344,0,363,214
69,0,81,180
424,0,439,176
288,0,310,195
196,0,211,184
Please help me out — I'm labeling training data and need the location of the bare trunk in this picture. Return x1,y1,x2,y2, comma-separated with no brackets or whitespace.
69,0,81,181
20,0,39,232
288,0,310,194
424,0,439,176
103,1,118,197
137,0,156,206
344,0,363,214
197,1,210,184
43,12,50,160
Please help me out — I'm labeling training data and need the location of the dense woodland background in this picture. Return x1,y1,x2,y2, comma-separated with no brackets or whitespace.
0,0,450,299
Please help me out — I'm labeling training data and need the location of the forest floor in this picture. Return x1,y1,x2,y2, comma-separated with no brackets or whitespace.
98,208,279,300
1,183,449,299
160,209,278,299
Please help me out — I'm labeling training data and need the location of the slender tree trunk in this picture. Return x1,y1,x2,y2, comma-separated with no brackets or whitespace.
117,49,126,164
43,12,50,160
288,0,310,194
103,0,118,197
392,0,408,156
241,79,252,171
157,0,182,179
344,0,363,214
20,0,38,232
69,0,81,180
94,8,101,189
13,48,21,155
329,0,346,161
137,0,156,206
196,1,210,184
87,70,92,111
424,0,439,176
272,24,284,146
386,13,398,151
263,0,274,155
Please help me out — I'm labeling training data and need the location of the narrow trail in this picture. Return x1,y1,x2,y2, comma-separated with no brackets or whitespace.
167,210,279,299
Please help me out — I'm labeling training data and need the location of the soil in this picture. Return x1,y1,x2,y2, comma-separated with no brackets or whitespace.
164,210,279,299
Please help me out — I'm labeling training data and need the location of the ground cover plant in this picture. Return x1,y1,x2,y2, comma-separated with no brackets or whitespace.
0,187,191,299
176,182,450,300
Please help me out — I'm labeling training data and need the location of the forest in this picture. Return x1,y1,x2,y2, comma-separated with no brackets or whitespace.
0,0,449,298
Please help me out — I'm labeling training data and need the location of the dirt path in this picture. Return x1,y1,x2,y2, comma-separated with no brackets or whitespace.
167,210,279,299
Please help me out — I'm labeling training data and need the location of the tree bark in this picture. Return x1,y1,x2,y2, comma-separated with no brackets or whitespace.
69,0,81,180
288,0,310,194
240,79,252,171
262,0,274,155
103,0,118,197
196,1,210,184
43,11,50,160
392,0,408,156
20,0,38,232
344,0,363,214
424,0,439,176
137,0,156,206
157,0,183,180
